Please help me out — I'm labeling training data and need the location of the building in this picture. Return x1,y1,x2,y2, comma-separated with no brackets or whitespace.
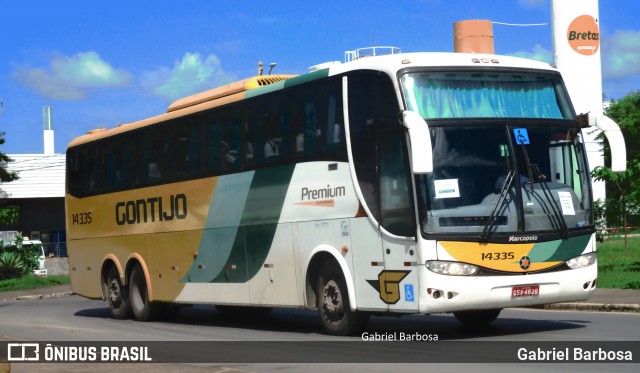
0,106,67,256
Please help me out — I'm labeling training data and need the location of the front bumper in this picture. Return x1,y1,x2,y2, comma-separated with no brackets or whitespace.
418,261,597,313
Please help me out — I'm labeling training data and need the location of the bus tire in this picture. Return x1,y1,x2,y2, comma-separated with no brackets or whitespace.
316,260,368,336
106,266,132,319
453,309,501,327
129,264,162,321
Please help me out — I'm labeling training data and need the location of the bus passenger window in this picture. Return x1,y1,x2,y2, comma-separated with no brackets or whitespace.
187,125,201,178
264,114,281,161
204,123,223,175
293,105,305,154
326,93,346,158
223,123,241,171
379,131,414,237
148,135,164,183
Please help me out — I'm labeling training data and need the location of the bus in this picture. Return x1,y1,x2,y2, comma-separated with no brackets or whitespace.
66,48,626,335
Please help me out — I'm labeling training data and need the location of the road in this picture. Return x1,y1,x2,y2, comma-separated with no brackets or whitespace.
1,295,639,372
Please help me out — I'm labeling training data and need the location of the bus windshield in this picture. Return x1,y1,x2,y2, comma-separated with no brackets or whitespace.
400,70,591,238
415,124,592,238
401,71,574,120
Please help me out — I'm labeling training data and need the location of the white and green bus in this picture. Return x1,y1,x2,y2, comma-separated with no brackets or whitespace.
66,48,626,335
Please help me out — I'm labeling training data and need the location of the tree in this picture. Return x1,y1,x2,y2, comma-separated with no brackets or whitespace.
0,131,20,229
591,93,640,252
0,131,19,182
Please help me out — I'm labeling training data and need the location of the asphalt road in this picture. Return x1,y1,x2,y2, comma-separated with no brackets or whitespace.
1,295,639,372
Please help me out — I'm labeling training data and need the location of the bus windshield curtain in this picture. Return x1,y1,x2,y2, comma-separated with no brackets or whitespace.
404,76,564,119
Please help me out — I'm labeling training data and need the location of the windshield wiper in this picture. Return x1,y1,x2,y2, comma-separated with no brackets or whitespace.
519,140,568,240
521,144,535,192
481,170,514,242
530,163,569,239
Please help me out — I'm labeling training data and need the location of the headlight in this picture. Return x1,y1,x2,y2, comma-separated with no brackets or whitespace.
566,252,596,269
425,260,479,276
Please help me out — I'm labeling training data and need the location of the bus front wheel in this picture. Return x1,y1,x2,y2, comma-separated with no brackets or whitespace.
106,266,132,319
129,264,162,321
453,309,502,327
316,261,368,336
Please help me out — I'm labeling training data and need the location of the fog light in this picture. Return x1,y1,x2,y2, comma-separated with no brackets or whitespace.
566,252,596,269
425,260,479,276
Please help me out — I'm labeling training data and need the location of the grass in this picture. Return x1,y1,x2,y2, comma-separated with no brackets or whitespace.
596,236,640,290
0,274,70,292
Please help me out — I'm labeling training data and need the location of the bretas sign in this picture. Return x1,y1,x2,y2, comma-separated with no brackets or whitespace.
567,14,600,55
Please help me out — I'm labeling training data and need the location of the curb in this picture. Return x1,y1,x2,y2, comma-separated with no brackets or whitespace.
1,291,74,302
537,303,640,313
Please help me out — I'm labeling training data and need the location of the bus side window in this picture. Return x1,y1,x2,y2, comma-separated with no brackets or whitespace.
263,113,281,162
294,92,321,159
67,148,83,196
147,131,164,184
204,121,224,175
379,131,414,237
167,124,190,180
326,91,346,159
276,94,291,161
304,101,319,156
187,123,202,178
293,104,305,155
224,122,242,172
245,100,266,168
85,145,101,194
108,137,133,192
348,71,400,220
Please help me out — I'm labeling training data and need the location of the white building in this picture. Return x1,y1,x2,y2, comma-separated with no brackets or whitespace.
0,106,67,255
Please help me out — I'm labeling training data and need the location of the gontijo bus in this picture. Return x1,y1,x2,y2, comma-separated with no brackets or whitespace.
66,48,627,335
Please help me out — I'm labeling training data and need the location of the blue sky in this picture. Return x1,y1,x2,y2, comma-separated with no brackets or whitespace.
1,0,639,154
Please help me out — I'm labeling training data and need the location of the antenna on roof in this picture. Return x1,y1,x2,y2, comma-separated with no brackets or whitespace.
268,63,277,75
258,61,264,75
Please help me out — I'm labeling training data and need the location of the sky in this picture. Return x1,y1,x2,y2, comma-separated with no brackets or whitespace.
1,0,639,154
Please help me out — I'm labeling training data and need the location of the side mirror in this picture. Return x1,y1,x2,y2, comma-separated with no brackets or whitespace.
588,113,627,172
402,111,433,174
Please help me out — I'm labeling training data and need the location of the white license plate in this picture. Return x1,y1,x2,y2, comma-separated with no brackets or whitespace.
512,285,540,297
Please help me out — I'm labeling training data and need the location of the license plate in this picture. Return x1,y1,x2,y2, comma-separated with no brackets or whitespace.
512,285,540,297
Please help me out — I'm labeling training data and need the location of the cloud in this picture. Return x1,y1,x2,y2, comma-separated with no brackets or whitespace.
509,44,553,63
141,52,235,102
13,51,132,100
518,0,546,9
602,30,640,80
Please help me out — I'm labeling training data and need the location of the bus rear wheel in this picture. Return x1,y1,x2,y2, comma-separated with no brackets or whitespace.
129,264,163,321
106,266,132,319
316,261,368,336
453,309,502,327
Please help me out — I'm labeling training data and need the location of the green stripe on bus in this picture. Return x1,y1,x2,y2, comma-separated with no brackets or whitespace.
182,165,295,284
211,165,295,283
181,172,254,283
526,235,591,263
544,234,591,262
284,68,330,88
244,80,288,99
244,69,330,100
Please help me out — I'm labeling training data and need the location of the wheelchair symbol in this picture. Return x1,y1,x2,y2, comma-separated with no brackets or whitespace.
513,128,530,145
404,284,415,302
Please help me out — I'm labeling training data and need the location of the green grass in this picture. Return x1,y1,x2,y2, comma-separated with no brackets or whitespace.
0,274,70,292
596,236,640,290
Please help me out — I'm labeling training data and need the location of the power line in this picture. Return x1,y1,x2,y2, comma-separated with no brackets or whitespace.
492,21,549,27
